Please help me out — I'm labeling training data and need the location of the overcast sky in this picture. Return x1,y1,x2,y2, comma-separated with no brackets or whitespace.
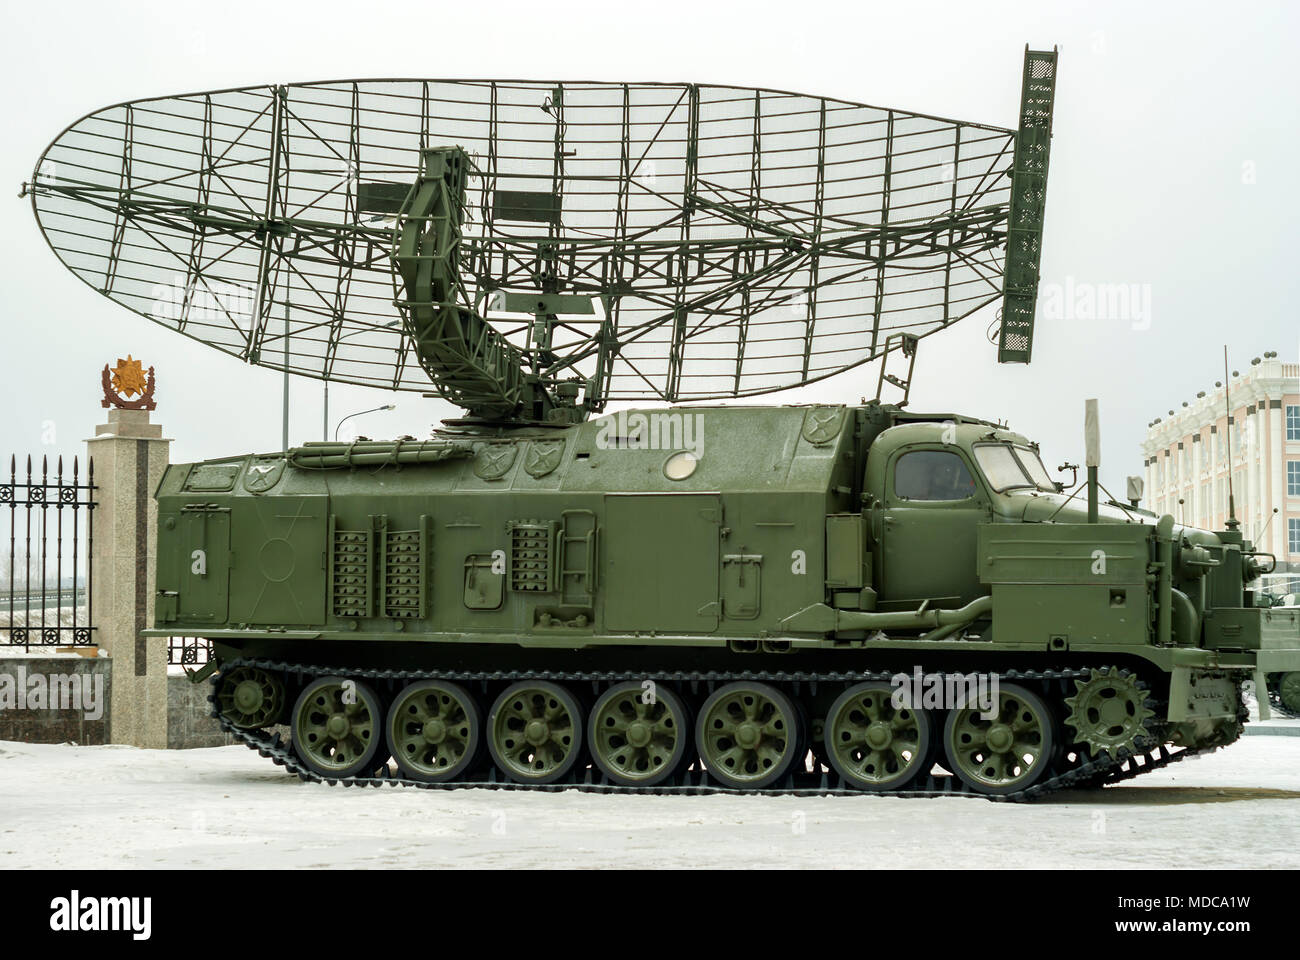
1,0,1296,495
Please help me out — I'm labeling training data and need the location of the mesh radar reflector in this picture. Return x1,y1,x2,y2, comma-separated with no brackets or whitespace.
23,53,1057,422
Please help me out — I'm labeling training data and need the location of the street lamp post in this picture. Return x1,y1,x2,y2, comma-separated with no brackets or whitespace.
334,404,396,442
323,321,399,440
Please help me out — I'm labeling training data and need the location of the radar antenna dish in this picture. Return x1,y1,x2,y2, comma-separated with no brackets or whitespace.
24,50,1057,422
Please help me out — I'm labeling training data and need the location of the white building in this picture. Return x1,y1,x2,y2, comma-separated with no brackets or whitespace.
1141,352,1300,573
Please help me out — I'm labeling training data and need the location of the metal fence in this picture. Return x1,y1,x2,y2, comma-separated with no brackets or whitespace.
168,636,213,668
0,455,96,651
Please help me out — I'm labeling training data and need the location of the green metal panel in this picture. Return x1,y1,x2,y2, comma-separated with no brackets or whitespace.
1204,607,1300,652
183,462,241,492
492,189,563,224
824,514,866,589
721,554,762,620
228,496,328,626
990,583,1149,648
603,494,721,632
356,181,409,215
463,555,503,610
156,507,230,624
979,523,1151,585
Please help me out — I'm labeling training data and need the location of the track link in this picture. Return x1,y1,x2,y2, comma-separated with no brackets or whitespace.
210,658,1245,803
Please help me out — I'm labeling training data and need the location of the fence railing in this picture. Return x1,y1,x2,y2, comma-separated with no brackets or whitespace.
168,636,213,668
0,455,96,652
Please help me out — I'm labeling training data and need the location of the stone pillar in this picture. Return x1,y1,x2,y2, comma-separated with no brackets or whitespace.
87,409,171,747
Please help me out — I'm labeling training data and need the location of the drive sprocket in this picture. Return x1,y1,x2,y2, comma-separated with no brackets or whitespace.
1063,667,1157,761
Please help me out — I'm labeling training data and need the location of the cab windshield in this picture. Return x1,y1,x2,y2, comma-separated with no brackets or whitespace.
973,443,1057,494
1013,447,1057,492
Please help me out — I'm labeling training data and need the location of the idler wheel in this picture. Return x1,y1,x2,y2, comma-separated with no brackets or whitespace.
216,666,285,730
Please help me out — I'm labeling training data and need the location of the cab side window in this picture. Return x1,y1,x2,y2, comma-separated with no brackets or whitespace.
893,450,977,501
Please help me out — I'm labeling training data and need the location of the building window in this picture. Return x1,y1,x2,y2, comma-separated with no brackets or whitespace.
1290,405,1300,441
1291,518,1300,556
1289,460,1300,497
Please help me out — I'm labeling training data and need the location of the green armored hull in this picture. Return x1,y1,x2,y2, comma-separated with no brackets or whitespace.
146,402,1300,797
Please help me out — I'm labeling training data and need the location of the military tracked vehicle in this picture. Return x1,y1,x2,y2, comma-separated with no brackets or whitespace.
25,52,1300,797
146,401,1296,797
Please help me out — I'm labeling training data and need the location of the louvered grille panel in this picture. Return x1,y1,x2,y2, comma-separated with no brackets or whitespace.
509,523,554,592
384,528,424,618
331,527,371,617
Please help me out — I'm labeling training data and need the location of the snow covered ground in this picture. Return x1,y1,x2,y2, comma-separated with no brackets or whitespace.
2,732,1299,869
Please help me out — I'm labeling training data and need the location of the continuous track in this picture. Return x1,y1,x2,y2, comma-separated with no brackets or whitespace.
210,658,1246,803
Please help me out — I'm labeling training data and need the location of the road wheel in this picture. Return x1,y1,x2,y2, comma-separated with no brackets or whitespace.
386,680,481,782
824,681,932,791
292,677,383,779
588,681,690,786
696,681,799,789
487,681,583,784
943,682,1055,796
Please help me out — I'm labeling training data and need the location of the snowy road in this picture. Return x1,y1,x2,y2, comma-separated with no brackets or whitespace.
2,736,1298,869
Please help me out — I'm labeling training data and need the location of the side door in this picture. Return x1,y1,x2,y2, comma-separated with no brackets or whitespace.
876,446,989,605
603,494,721,633
156,505,230,625
228,496,328,626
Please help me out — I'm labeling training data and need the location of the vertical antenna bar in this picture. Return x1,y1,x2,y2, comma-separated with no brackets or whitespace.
800,99,827,381
943,123,962,324
869,110,895,360
103,103,134,294
252,86,286,350
667,85,700,401
179,94,215,335
999,46,1058,363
